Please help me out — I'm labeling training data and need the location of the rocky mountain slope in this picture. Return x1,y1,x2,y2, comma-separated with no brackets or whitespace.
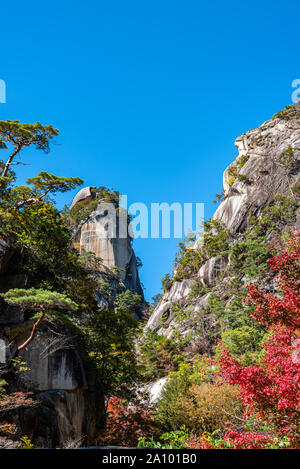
143,104,300,399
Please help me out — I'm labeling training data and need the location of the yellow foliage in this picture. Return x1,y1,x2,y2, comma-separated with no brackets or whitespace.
176,383,243,433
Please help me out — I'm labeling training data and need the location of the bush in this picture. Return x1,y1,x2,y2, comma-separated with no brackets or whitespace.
220,325,266,365
155,358,215,430
115,290,143,316
139,329,185,380
176,383,243,433
230,236,272,279
98,397,153,447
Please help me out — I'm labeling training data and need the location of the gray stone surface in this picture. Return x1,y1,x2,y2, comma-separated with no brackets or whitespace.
198,255,228,288
71,189,144,298
69,186,94,210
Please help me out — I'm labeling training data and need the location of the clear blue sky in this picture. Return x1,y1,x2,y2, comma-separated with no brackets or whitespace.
1,0,299,300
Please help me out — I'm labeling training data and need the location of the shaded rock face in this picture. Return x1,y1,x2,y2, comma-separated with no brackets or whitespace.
71,187,144,298
0,238,12,273
0,320,104,448
0,185,144,447
145,107,300,338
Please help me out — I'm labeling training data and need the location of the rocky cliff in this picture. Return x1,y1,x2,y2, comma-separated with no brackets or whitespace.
70,186,144,306
145,104,300,360
0,271,105,448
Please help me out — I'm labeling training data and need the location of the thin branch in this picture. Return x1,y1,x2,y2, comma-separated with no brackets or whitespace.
12,187,53,210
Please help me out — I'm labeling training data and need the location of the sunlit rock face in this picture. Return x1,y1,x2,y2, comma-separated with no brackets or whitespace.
143,377,168,404
198,255,228,288
214,109,300,233
71,187,144,296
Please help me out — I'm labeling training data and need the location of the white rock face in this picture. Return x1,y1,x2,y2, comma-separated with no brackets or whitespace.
146,279,194,333
69,186,94,210
0,337,6,363
198,255,228,288
144,377,167,404
213,111,300,234
71,188,143,295
79,209,134,280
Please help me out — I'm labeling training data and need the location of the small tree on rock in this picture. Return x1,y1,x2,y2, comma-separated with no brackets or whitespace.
0,288,78,358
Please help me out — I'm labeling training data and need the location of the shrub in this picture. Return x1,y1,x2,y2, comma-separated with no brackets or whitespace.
219,233,300,447
98,397,153,447
139,329,185,380
175,383,243,433
220,325,265,365
230,236,272,279
115,290,143,317
155,358,215,430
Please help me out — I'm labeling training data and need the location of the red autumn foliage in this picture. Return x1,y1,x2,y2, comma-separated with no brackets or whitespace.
246,233,300,328
186,430,276,449
0,392,36,412
218,233,300,447
98,397,154,447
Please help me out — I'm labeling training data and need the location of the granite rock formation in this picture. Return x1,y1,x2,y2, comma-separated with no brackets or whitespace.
70,186,144,299
145,104,300,343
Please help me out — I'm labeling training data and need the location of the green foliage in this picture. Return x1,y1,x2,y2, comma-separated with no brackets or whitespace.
188,280,209,299
250,194,299,237
230,236,272,280
0,379,8,400
201,219,230,258
139,329,186,380
0,120,58,155
203,292,266,364
226,154,250,187
213,189,226,204
11,357,31,374
278,146,297,171
68,185,120,223
0,116,144,431
220,326,266,365
155,358,215,431
20,435,34,449
138,426,192,449
26,172,83,195
172,220,230,283
79,251,103,271
161,273,172,291
9,201,71,270
272,104,299,120
84,308,140,400
0,288,78,312
151,294,161,307
115,290,143,316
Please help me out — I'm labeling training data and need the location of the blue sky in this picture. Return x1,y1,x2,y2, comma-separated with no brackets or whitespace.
1,0,299,300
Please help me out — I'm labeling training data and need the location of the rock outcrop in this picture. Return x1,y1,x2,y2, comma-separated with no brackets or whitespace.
71,186,144,299
0,317,104,448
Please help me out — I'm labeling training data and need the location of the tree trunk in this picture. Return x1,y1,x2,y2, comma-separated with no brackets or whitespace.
13,311,45,358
